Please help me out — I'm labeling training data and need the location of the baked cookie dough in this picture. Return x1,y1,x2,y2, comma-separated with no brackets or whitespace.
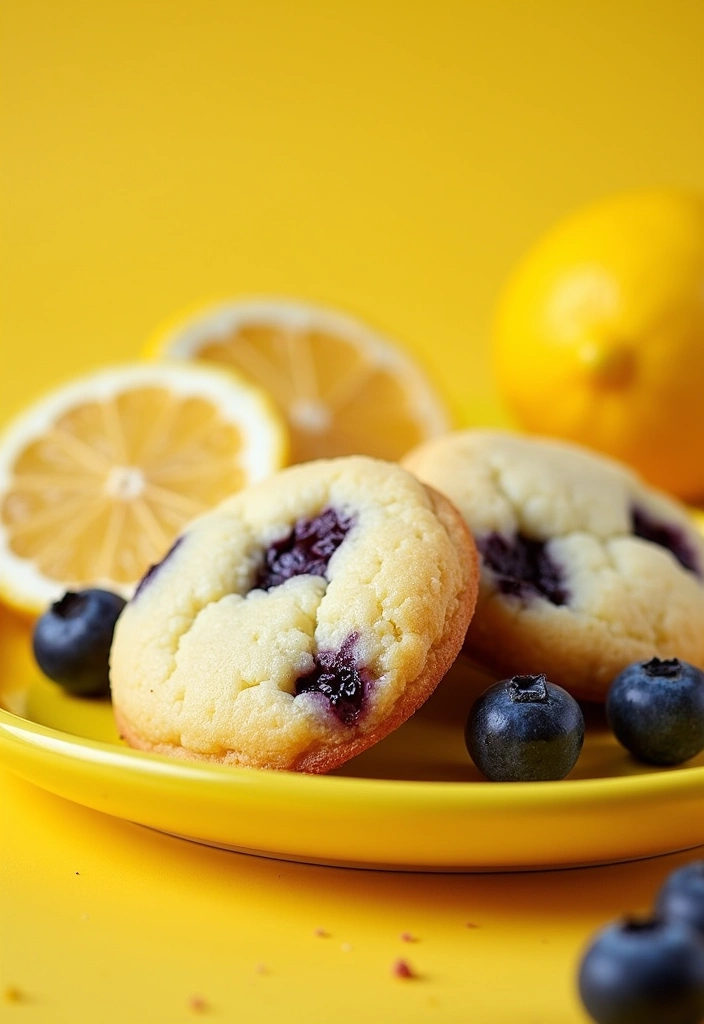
402,430,704,701
110,456,478,772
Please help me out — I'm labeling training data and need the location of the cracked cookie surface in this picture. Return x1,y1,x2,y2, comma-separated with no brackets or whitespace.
110,456,478,771
402,430,704,701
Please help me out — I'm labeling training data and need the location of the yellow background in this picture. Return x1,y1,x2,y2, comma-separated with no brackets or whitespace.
3,0,704,425
3,2,704,1022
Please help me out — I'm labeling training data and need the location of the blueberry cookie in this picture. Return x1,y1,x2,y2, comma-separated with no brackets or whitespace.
110,456,478,772
402,430,704,701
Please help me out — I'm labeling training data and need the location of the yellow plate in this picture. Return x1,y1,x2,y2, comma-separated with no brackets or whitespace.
2,604,704,872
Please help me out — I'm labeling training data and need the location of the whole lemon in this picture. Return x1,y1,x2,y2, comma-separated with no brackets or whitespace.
494,190,704,501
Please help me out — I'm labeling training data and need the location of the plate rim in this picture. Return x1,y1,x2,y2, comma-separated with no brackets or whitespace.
3,701,704,808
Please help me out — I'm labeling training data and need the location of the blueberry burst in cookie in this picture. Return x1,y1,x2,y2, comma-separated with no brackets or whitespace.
110,456,479,772
403,429,704,702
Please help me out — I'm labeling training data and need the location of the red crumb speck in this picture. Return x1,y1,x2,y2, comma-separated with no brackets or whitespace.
392,959,416,979
400,932,417,943
188,994,207,1013
314,927,329,938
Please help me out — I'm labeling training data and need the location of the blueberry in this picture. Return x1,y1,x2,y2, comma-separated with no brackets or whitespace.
655,861,704,936
578,915,704,1024
32,589,127,697
606,658,704,766
464,673,585,781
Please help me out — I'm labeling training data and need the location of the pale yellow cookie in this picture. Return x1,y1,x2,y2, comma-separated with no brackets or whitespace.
403,430,704,701
110,456,478,772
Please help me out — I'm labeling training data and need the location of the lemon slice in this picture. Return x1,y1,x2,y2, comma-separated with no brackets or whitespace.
0,363,287,615
147,299,450,464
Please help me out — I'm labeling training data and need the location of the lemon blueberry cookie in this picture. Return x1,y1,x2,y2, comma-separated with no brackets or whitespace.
110,456,478,772
402,430,704,702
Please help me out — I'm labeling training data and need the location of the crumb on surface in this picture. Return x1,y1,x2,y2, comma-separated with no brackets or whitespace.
465,921,479,928
254,963,268,975
3,986,23,1003
392,959,416,979
400,931,417,943
313,927,329,938
188,994,208,1013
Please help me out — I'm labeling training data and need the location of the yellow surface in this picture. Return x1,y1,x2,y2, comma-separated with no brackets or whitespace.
3,1,704,1021
6,767,703,1024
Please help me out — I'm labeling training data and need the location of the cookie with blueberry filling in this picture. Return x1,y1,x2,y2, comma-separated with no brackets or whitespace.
402,430,704,701
110,456,478,772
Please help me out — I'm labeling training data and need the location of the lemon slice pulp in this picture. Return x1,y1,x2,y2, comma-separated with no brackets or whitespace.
148,299,450,464
0,362,287,614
